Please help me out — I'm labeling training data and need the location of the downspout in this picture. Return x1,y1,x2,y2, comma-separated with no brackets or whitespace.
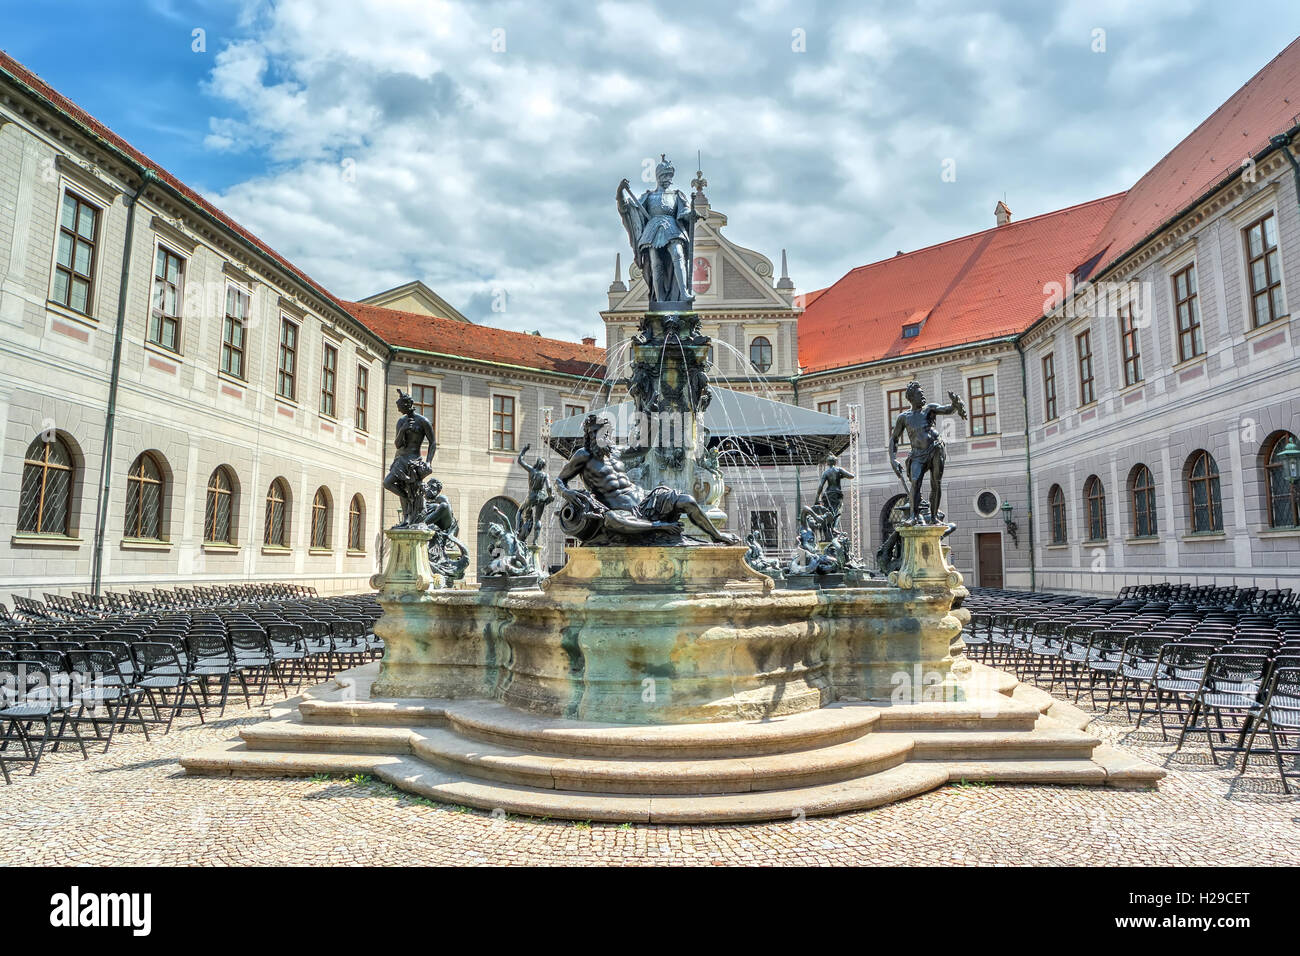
1015,339,1036,592
91,169,157,595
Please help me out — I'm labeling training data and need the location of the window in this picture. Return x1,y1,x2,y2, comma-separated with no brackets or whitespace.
320,342,337,417
750,510,778,550
564,403,585,419
1042,353,1058,421
124,452,164,540
1118,304,1142,386
1172,263,1203,361
204,467,236,544
1076,330,1095,406
749,336,773,373
1186,450,1223,533
149,246,184,351
817,399,838,416
901,323,921,338
887,387,910,446
221,286,248,378
311,487,331,549
348,495,365,551
1048,484,1066,544
1244,213,1284,328
491,394,516,451
18,434,74,536
51,190,99,315
1130,464,1158,538
277,318,298,400
1264,431,1300,529
264,479,289,547
967,374,997,436
355,364,369,432
412,384,437,434
1083,475,1107,542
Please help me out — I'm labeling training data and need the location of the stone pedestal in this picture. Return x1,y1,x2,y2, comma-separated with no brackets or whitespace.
370,528,440,597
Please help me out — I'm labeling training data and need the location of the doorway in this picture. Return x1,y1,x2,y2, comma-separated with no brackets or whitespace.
975,532,1004,588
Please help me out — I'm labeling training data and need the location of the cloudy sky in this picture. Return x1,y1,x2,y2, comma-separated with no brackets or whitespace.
6,0,1300,341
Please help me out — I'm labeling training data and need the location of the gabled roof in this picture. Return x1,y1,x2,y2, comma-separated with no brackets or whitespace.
344,301,606,378
359,280,470,323
798,193,1125,374
0,50,379,348
1084,35,1300,276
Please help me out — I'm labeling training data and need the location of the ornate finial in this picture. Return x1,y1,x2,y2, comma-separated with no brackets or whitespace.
609,252,627,293
777,248,794,290
691,149,708,202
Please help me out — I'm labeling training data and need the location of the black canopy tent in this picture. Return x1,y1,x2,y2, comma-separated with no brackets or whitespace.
546,386,851,467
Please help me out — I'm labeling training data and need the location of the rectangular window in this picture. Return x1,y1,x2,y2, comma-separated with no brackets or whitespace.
1042,353,1058,421
1076,330,1094,406
412,384,437,434
817,399,838,416
750,510,778,550
1244,213,1283,328
52,190,100,315
966,374,996,436
149,246,184,351
221,286,248,378
1118,304,1143,387
491,394,516,451
277,317,297,400
320,342,337,418
887,387,910,446
1172,263,1203,361
564,403,585,419
356,364,369,432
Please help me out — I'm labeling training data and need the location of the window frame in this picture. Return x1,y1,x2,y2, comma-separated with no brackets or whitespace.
220,284,249,380
18,434,75,536
1243,212,1284,329
1171,262,1204,362
1264,432,1300,530
1118,303,1143,387
319,342,338,419
749,336,773,373
1041,352,1058,422
355,363,369,432
148,244,186,353
1186,450,1224,534
347,494,365,552
491,393,516,451
412,384,437,436
310,487,331,550
1075,329,1095,406
966,373,997,436
886,387,910,446
816,399,838,417
277,316,298,401
1129,464,1158,539
50,188,101,317
1083,474,1107,542
124,452,165,541
204,466,236,544
264,478,289,548
1048,484,1067,545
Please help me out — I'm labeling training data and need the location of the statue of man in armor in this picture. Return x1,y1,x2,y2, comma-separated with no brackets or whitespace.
617,155,705,307
889,381,967,525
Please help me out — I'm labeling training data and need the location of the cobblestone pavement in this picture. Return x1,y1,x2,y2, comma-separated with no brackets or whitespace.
1,677,1297,866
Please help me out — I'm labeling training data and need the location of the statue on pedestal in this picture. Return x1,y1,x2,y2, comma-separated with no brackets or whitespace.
556,414,739,547
514,444,553,546
616,155,705,309
788,520,837,576
814,454,855,538
420,477,468,584
383,389,436,528
889,381,967,525
743,531,782,575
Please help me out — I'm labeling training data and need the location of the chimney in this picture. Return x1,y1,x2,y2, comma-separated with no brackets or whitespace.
995,200,1012,227
582,335,597,346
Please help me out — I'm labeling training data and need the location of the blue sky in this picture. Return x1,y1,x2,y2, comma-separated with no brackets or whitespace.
4,1,1300,341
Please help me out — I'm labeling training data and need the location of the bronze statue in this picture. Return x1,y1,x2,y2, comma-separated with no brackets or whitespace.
617,155,705,308
420,477,468,583
743,530,782,575
814,454,855,538
889,381,966,525
556,414,739,546
384,389,436,527
514,443,553,546
788,520,837,575
484,508,532,577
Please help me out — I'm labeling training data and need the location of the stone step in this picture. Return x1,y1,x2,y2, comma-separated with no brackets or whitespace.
902,728,1099,760
407,726,914,795
241,717,413,755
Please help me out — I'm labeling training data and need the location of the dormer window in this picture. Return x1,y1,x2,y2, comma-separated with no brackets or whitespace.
901,323,921,339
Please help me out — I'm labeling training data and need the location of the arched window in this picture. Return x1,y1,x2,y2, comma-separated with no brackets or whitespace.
1048,484,1066,545
1186,450,1223,533
1129,464,1157,538
204,466,236,543
264,478,289,547
1084,475,1106,541
125,452,164,540
19,434,74,535
311,487,331,549
1264,431,1300,529
348,495,365,552
749,336,773,373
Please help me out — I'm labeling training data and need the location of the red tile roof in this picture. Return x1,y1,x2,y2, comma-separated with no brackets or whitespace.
344,302,606,378
798,193,1126,373
1085,36,1300,275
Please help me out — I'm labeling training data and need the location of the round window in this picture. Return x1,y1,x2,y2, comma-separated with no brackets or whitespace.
976,491,999,517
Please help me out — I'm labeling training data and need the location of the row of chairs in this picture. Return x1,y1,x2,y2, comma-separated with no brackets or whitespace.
2,582,321,623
